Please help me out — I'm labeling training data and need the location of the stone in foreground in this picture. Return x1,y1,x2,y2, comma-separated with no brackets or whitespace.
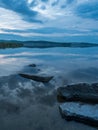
57,83,98,103
29,64,36,67
19,73,53,83
59,102,98,127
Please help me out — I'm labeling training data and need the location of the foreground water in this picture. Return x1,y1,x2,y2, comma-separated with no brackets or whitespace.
0,46,98,130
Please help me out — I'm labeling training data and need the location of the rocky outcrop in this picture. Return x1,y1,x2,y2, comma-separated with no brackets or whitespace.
19,73,53,83
29,64,36,67
59,102,98,127
58,83,98,126
57,83,98,103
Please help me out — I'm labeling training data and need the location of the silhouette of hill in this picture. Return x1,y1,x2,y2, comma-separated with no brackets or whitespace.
0,40,98,49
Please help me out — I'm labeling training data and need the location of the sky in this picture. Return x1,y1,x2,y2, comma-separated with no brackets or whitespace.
0,0,98,42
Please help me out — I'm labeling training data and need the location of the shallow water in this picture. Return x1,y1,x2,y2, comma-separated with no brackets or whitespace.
0,46,98,130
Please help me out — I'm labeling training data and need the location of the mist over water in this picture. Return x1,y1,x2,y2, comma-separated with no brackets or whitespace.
0,46,98,130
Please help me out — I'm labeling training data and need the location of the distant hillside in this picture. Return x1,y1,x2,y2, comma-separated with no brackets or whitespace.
0,40,98,49
23,41,98,48
0,40,23,49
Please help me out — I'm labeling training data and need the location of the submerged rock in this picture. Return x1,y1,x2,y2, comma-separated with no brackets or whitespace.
57,83,98,103
19,73,53,83
59,102,98,127
29,64,36,67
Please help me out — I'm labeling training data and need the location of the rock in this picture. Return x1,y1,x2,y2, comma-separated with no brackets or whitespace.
57,83,98,103
59,102,98,127
19,73,53,83
29,64,36,67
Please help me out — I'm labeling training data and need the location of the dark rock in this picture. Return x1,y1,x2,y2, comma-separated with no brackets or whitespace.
29,64,36,67
57,83,98,103
59,102,98,127
19,73,53,83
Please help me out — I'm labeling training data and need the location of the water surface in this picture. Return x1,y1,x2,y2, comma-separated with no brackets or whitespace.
0,46,98,130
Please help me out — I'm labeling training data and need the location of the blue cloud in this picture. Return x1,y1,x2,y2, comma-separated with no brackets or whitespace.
2,27,86,35
0,0,41,23
0,33,26,41
61,0,74,8
66,0,74,4
41,0,48,2
76,1,98,20
0,0,98,43
51,0,59,6
0,33,98,43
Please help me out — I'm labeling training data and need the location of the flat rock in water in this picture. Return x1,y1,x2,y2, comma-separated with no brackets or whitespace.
59,102,98,127
57,83,98,103
19,73,53,83
29,64,36,67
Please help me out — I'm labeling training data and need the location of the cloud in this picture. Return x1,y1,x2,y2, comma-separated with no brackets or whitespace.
41,0,48,2
0,0,98,42
0,0,41,23
51,0,59,6
76,0,98,20
66,0,74,4
0,7,42,31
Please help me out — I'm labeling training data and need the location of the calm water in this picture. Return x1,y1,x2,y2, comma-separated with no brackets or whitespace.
0,46,98,130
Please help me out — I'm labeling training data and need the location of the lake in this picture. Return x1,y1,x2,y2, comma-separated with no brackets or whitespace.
0,46,98,130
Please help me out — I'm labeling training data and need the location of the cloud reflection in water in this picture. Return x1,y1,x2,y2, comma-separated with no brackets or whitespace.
0,47,98,130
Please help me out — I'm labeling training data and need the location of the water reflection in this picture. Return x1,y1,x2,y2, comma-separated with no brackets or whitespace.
0,47,98,130
0,47,98,78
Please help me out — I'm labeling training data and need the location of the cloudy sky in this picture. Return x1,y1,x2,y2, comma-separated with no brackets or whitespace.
0,0,98,42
